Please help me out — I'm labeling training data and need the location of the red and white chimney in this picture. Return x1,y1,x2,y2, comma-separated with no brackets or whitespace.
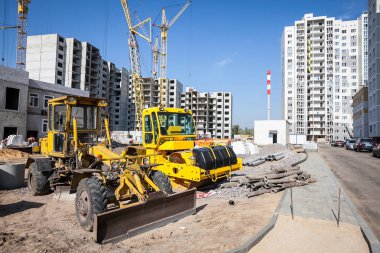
267,70,271,120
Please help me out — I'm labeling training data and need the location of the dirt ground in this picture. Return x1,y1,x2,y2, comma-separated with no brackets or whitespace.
250,214,369,253
0,187,282,253
0,149,30,164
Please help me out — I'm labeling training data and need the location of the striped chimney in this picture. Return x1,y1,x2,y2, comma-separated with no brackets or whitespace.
267,70,271,120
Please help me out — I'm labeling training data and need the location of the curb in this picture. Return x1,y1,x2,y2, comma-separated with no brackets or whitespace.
321,154,380,253
339,185,380,253
227,189,288,253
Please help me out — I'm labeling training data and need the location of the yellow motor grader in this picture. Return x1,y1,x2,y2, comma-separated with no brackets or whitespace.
123,107,242,189
25,96,195,243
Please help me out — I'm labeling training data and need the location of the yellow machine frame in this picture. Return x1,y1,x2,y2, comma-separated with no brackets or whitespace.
135,107,242,189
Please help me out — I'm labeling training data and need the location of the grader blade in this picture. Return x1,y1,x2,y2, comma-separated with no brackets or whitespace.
94,188,196,244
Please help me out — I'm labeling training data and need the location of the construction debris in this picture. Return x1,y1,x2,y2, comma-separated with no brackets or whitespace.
208,144,316,199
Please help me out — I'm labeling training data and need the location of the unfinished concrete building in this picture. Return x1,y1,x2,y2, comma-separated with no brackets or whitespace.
168,79,183,108
27,80,88,139
180,87,232,139
0,66,29,140
25,34,130,131
282,13,368,142
126,78,184,130
0,65,89,140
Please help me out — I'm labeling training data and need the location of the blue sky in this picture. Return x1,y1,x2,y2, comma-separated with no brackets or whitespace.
1,0,367,127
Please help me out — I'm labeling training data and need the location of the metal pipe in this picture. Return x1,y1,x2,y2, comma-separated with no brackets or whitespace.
291,152,308,167
266,177,296,184
247,188,271,198
265,170,302,180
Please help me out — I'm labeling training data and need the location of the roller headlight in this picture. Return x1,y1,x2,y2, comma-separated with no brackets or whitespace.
143,158,149,165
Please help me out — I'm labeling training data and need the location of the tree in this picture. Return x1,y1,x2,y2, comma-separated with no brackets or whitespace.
232,125,254,138
232,125,240,136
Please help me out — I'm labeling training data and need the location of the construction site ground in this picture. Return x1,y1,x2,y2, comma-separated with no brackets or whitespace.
1,144,377,253
0,186,281,253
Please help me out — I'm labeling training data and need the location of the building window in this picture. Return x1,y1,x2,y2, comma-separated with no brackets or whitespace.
44,95,54,108
3,127,17,139
29,93,39,107
5,87,20,110
42,119,48,133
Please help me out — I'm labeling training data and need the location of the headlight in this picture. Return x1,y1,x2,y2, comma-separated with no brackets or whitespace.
143,158,149,165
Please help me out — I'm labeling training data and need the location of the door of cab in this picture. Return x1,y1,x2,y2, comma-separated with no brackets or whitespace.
143,112,159,149
47,103,68,155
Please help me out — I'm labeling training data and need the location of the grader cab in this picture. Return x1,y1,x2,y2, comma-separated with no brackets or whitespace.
125,107,242,189
26,96,196,243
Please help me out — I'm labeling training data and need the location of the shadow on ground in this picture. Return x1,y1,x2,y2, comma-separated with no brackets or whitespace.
0,200,44,217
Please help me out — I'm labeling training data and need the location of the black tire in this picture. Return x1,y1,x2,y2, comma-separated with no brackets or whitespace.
75,177,107,231
150,170,173,195
27,162,51,196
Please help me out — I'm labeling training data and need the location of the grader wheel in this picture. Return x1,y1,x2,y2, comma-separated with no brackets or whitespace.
150,170,173,195
27,162,51,196
75,177,107,231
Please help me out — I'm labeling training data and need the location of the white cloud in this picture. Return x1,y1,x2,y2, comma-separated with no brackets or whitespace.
215,58,232,67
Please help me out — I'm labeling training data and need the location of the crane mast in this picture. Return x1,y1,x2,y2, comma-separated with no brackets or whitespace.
155,1,191,106
16,0,31,70
152,36,159,80
120,0,151,131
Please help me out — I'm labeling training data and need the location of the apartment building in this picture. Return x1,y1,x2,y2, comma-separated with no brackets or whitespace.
282,13,368,142
25,34,130,131
180,87,232,139
368,0,380,140
352,86,369,138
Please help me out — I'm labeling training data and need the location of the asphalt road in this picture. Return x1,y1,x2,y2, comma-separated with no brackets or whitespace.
319,144,380,240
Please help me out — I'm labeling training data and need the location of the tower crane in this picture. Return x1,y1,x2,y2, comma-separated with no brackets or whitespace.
0,0,30,69
152,36,159,80
154,1,191,106
120,0,151,131
16,0,31,70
